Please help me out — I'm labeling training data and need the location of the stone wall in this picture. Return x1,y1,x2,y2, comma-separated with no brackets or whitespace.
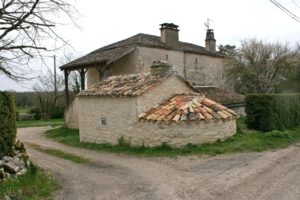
109,50,139,75
78,96,137,144
136,46,184,76
85,46,228,89
136,47,226,88
78,95,237,148
86,67,100,88
128,120,236,148
64,98,79,129
137,75,195,113
184,53,225,88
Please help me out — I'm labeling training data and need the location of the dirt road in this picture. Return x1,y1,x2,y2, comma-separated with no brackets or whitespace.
18,127,300,200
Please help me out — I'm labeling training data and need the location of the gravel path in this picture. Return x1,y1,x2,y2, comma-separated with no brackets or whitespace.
18,127,300,200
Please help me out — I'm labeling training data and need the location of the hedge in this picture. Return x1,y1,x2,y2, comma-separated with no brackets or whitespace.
245,93,300,131
0,92,17,157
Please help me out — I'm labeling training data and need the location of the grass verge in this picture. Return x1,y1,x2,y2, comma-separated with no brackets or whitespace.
17,118,64,128
0,165,59,200
45,118,300,157
27,143,90,164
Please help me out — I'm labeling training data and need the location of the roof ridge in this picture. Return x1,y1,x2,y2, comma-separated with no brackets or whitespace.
90,33,150,54
77,71,178,97
60,33,224,70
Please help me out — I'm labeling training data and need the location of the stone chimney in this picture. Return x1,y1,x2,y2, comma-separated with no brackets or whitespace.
150,60,172,77
205,29,216,51
160,23,179,46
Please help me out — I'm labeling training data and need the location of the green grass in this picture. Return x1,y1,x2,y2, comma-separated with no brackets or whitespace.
0,165,59,200
45,118,300,157
17,118,64,128
27,143,90,164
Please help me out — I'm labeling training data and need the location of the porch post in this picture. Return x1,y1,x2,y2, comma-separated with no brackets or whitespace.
64,70,70,106
80,68,85,90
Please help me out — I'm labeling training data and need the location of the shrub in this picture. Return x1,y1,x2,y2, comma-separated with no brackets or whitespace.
0,92,17,157
29,107,41,120
265,130,293,139
246,93,300,131
49,106,65,119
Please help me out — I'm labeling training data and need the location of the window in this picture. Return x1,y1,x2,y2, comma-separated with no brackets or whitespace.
101,117,107,126
166,54,168,61
195,58,198,63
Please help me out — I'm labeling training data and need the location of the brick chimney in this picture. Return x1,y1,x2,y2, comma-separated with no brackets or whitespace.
160,23,179,46
150,60,172,77
205,29,216,51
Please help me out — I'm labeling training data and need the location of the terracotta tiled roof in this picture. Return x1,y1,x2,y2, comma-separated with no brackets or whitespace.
77,72,182,97
139,93,238,123
194,87,245,105
60,33,223,70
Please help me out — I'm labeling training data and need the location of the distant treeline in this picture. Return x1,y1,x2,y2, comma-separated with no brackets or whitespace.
10,91,70,108
8,91,76,120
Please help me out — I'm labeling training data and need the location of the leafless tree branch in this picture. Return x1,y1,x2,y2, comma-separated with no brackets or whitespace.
0,0,79,80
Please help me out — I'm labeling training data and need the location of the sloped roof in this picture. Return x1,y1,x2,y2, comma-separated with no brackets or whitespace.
139,93,238,123
194,87,245,105
77,71,189,97
61,33,223,70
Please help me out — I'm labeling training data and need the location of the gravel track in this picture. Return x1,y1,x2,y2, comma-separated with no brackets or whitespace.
18,127,300,200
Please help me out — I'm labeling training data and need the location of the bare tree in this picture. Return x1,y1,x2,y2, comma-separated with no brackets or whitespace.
0,0,78,80
58,51,81,94
226,38,299,94
33,69,64,119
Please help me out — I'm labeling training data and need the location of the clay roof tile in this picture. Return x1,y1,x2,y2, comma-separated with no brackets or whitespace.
139,93,238,124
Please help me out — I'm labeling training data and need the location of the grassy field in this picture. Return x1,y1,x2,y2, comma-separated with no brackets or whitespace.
0,165,59,200
27,143,90,164
17,118,64,128
45,118,300,157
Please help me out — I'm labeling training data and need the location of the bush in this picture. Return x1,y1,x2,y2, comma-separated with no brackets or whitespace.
29,107,41,120
246,93,300,131
49,106,65,119
265,130,293,139
0,92,17,157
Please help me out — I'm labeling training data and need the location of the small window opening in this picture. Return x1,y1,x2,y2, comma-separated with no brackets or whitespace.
195,58,198,63
101,117,107,126
166,54,168,61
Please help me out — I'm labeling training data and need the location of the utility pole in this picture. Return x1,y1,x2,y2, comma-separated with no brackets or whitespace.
54,55,57,96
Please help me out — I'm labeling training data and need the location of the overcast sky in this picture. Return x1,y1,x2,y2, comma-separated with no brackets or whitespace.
1,0,300,91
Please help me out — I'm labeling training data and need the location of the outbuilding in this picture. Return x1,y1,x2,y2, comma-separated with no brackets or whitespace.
77,61,238,147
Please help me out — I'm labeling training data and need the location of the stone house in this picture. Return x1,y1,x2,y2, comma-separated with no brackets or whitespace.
76,63,237,148
60,23,232,105
61,23,244,128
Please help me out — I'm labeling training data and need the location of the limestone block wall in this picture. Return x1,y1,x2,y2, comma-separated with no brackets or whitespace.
78,96,237,148
85,46,228,89
184,53,225,88
78,96,137,144
137,75,195,114
86,67,100,88
85,51,138,88
109,50,139,75
136,47,227,89
128,120,236,148
136,46,184,76
64,98,79,129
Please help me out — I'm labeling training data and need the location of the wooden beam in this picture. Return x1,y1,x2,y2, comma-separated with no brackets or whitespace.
64,70,70,106
79,68,85,90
